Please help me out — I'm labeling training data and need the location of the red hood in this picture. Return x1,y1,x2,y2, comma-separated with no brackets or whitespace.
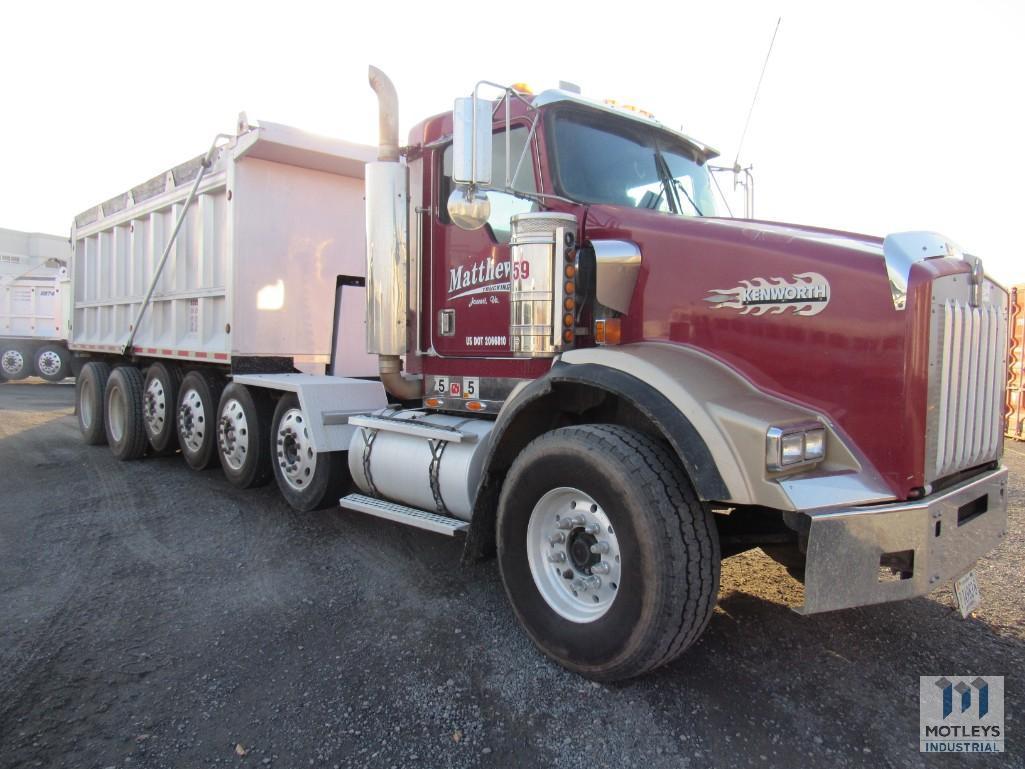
581,205,963,499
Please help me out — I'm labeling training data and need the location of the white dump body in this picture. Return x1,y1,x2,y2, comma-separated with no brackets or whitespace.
0,228,70,342
70,120,378,375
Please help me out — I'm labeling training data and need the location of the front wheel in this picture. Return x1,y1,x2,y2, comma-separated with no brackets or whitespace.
497,424,721,681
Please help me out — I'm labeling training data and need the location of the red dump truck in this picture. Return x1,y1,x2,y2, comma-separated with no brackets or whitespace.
69,68,1010,680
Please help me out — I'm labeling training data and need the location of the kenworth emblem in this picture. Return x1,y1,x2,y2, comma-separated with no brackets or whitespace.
704,272,831,316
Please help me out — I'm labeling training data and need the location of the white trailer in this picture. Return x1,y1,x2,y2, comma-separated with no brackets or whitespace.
0,227,72,381
70,118,388,508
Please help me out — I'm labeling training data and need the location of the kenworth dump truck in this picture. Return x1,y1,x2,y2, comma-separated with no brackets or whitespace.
1,227,73,382
70,68,1010,681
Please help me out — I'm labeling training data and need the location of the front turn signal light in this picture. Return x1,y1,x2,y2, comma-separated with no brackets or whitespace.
766,423,827,472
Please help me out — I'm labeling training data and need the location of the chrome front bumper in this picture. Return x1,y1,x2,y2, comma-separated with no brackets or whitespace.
798,467,1008,614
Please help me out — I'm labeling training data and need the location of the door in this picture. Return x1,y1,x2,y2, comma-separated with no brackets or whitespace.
428,123,538,357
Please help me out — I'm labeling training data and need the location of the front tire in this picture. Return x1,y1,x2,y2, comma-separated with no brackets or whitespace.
76,361,111,445
104,366,148,460
497,424,720,681
34,344,70,382
270,393,347,511
176,369,224,470
217,382,274,488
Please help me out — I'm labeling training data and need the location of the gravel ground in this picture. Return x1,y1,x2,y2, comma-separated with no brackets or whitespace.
1,379,1022,769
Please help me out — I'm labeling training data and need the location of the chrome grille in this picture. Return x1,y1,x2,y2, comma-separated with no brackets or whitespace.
926,276,1008,482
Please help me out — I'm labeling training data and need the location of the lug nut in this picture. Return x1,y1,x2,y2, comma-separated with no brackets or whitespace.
590,542,610,554
557,519,574,530
592,562,611,575
547,552,567,563
583,522,601,535
549,532,566,545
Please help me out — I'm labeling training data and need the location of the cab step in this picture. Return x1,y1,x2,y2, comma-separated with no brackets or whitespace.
339,493,469,536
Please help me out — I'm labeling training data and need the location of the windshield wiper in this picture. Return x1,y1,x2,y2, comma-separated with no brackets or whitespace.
654,149,704,216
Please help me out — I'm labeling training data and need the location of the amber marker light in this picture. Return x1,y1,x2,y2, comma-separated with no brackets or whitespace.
424,397,444,408
595,318,621,345
563,313,574,327
563,297,575,311
564,281,575,295
562,329,574,343
466,401,487,412
564,264,576,279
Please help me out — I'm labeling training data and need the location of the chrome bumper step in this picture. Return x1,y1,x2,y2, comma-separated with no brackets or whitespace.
339,493,469,536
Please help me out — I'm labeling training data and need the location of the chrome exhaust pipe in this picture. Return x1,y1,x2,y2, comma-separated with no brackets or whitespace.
366,66,422,401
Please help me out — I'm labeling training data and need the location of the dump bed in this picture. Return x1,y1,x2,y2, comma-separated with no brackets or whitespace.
69,120,375,368
0,228,70,342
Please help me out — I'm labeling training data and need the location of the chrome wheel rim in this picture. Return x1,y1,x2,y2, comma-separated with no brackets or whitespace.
276,407,316,492
526,486,622,623
218,398,250,471
37,350,62,377
108,384,126,443
2,350,24,377
80,378,94,428
178,387,207,453
143,377,167,437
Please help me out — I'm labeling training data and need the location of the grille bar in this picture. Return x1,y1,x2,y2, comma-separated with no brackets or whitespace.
930,282,1007,482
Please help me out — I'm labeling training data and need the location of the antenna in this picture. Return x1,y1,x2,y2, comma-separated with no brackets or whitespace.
734,16,781,169
711,16,781,218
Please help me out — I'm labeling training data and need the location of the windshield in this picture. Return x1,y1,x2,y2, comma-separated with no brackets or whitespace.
548,107,718,217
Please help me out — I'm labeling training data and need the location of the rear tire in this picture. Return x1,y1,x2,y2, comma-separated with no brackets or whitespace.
143,362,182,454
104,366,148,460
34,344,70,382
77,361,111,445
217,382,274,488
176,369,224,470
497,424,721,681
1,345,30,380
270,393,348,511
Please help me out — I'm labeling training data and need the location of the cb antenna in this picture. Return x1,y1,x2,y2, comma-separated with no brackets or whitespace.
712,16,781,218
734,15,781,169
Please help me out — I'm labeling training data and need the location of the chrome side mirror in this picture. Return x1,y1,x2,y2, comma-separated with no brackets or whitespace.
452,96,492,185
447,187,490,231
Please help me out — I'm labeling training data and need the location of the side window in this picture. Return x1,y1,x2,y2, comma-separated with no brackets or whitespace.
441,125,539,243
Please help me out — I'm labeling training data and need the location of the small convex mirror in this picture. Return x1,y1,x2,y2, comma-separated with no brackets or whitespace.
452,97,493,185
447,187,491,231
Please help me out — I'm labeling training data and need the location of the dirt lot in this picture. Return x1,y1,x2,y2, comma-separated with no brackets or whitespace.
1,379,1022,769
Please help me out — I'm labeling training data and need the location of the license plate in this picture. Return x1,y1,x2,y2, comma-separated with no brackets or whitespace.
953,570,982,618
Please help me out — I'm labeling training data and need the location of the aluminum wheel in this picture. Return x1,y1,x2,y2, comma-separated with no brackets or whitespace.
526,486,623,623
143,377,168,437
218,397,250,471
107,384,126,443
36,350,62,378
178,387,207,453
276,407,316,492
80,377,95,428
2,349,25,377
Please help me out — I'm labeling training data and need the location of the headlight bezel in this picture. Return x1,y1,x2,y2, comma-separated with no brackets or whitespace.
766,421,827,473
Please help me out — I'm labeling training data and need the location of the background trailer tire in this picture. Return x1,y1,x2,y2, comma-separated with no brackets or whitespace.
34,344,70,382
496,424,721,682
176,370,225,471
104,366,148,460
217,382,274,489
271,393,348,511
143,362,182,454
76,361,111,445
1,345,30,381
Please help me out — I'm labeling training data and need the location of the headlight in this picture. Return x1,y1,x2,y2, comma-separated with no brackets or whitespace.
766,422,827,473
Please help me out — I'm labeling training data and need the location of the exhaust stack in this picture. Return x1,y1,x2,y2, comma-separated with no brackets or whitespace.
365,66,421,400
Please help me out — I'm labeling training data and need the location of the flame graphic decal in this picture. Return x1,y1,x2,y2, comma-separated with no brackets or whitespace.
704,271,831,317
